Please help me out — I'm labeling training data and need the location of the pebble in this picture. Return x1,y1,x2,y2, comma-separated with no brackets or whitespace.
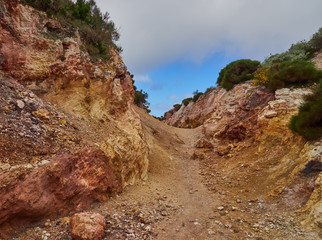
17,100,25,109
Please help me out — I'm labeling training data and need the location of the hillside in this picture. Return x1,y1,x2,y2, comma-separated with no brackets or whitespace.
0,1,321,240
0,0,148,235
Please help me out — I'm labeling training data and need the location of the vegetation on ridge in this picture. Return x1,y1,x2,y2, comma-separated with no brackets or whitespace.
21,0,122,59
252,60,322,90
217,59,260,90
263,27,322,67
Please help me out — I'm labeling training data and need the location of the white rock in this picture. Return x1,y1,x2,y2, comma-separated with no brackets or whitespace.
17,100,25,109
265,110,278,118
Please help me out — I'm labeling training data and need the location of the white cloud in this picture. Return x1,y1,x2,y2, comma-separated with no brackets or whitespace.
134,74,152,83
168,95,180,101
96,0,322,73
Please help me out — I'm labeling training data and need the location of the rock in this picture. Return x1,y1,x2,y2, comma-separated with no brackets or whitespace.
301,173,322,229
191,149,207,160
264,110,278,118
217,206,225,211
0,148,121,227
217,145,231,156
32,109,50,121
164,83,274,138
69,212,106,240
16,100,25,109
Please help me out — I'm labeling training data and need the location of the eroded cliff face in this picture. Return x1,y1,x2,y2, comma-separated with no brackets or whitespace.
165,80,321,231
0,0,148,232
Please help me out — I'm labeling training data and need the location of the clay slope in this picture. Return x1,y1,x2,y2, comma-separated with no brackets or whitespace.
0,0,148,235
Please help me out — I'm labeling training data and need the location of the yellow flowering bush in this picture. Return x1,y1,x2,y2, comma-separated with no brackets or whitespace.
251,67,270,86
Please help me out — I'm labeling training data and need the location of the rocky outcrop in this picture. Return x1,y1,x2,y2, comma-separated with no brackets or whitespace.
0,0,148,233
164,87,225,128
164,84,274,132
0,146,120,227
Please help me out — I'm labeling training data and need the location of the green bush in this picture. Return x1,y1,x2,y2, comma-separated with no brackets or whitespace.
205,86,215,94
267,61,322,90
217,59,260,90
192,90,204,102
309,27,322,52
134,89,149,107
21,0,121,59
173,104,182,111
289,80,322,140
263,41,313,67
182,97,192,106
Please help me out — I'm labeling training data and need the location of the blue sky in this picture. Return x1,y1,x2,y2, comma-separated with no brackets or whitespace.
96,0,322,116
134,53,238,116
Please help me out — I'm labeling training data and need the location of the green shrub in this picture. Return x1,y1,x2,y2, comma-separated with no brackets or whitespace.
21,0,121,59
173,104,182,111
217,59,260,90
192,90,204,102
309,27,322,51
154,115,165,121
267,61,322,90
134,89,149,107
289,80,322,140
263,41,313,67
205,86,215,94
182,97,192,106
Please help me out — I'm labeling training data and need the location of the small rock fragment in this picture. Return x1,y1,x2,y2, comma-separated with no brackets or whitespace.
17,100,25,109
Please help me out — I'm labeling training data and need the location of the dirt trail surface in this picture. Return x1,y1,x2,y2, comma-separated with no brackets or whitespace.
8,107,320,240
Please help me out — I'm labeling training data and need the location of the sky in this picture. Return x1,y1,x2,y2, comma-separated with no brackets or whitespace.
95,0,322,116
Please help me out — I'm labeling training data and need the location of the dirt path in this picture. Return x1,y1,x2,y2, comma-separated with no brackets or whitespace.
10,108,320,240
92,108,319,240
135,107,221,239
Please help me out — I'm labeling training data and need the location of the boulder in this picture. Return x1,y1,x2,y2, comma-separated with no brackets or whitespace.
69,212,106,240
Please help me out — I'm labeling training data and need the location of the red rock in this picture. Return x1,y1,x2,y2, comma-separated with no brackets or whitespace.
69,212,106,240
0,148,121,227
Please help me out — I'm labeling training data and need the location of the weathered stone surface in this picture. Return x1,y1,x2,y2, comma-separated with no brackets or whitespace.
301,173,322,229
164,87,224,128
69,212,106,240
0,148,120,226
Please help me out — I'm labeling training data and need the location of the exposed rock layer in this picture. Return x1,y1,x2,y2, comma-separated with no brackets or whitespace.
0,0,148,233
